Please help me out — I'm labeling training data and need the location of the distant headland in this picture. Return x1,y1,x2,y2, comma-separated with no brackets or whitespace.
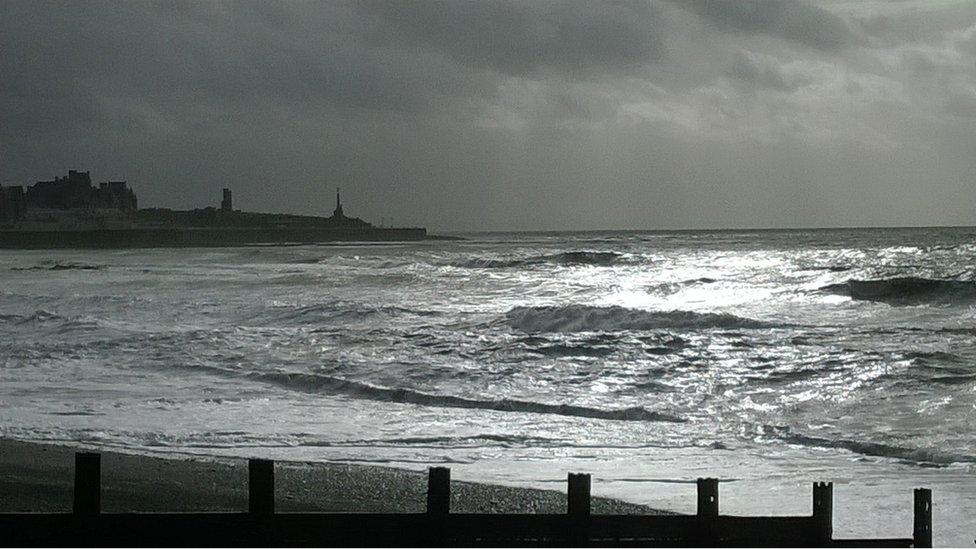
0,170,449,248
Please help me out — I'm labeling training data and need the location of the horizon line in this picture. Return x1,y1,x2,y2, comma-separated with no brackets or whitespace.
437,224,976,235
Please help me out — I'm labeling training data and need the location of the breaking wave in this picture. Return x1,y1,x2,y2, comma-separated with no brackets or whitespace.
505,305,774,333
903,350,964,363
647,277,717,294
12,262,102,271
346,434,564,447
458,251,628,269
264,302,441,324
528,343,617,358
772,428,976,466
897,352,976,385
248,371,685,423
0,310,69,325
797,265,851,273
821,277,976,304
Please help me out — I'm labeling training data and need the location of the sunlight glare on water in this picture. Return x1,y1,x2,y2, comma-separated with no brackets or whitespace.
1,228,975,544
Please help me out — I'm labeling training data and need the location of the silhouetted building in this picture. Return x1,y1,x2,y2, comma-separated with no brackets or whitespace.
27,170,93,210
25,170,136,212
0,171,139,229
94,181,138,211
0,186,26,223
221,188,232,212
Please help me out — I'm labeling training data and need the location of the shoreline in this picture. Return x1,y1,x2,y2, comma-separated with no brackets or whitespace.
0,438,671,515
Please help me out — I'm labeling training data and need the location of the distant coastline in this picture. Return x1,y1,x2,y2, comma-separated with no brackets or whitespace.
0,170,450,248
0,226,434,249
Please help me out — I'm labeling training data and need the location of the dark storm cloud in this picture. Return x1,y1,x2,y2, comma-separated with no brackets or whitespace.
358,0,665,77
1,1,975,230
3,2,448,128
946,88,976,119
684,0,855,51
1,0,667,132
730,50,802,91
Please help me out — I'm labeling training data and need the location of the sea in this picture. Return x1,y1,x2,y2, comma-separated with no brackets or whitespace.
1,228,974,545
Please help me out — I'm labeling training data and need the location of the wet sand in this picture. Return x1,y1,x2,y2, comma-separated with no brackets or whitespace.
0,438,670,515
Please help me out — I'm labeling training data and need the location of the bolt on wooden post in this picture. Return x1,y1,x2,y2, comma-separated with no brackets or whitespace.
696,478,719,517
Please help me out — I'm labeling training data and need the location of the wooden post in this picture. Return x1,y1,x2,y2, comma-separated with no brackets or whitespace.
73,452,101,515
248,459,274,515
697,478,719,517
567,473,591,546
812,482,833,543
567,473,591,516
426,467,451,515
913,488,932,548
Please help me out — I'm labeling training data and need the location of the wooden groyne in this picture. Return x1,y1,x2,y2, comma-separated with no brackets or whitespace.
0,452,932,547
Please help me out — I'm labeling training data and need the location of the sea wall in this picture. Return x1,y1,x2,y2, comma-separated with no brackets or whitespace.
0,227,427,249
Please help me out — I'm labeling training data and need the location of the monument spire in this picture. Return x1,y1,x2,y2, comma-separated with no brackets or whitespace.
333,187,344,218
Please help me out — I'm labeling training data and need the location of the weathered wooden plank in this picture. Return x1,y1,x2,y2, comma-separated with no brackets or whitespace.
0,513,922,548
72,452,101,516
697,478,719,517
427,467,451,515
248,459,275,516
2,454,931,548
813,481,833,544
567,473,592,546
567,473,591,516
913,488,932,548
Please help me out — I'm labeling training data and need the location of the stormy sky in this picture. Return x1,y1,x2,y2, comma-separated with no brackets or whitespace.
2,1,975,231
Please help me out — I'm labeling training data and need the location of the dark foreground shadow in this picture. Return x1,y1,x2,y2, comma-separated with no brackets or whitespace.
0,453,930,547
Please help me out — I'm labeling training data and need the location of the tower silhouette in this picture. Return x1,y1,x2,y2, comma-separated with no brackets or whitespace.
333,187,344,218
